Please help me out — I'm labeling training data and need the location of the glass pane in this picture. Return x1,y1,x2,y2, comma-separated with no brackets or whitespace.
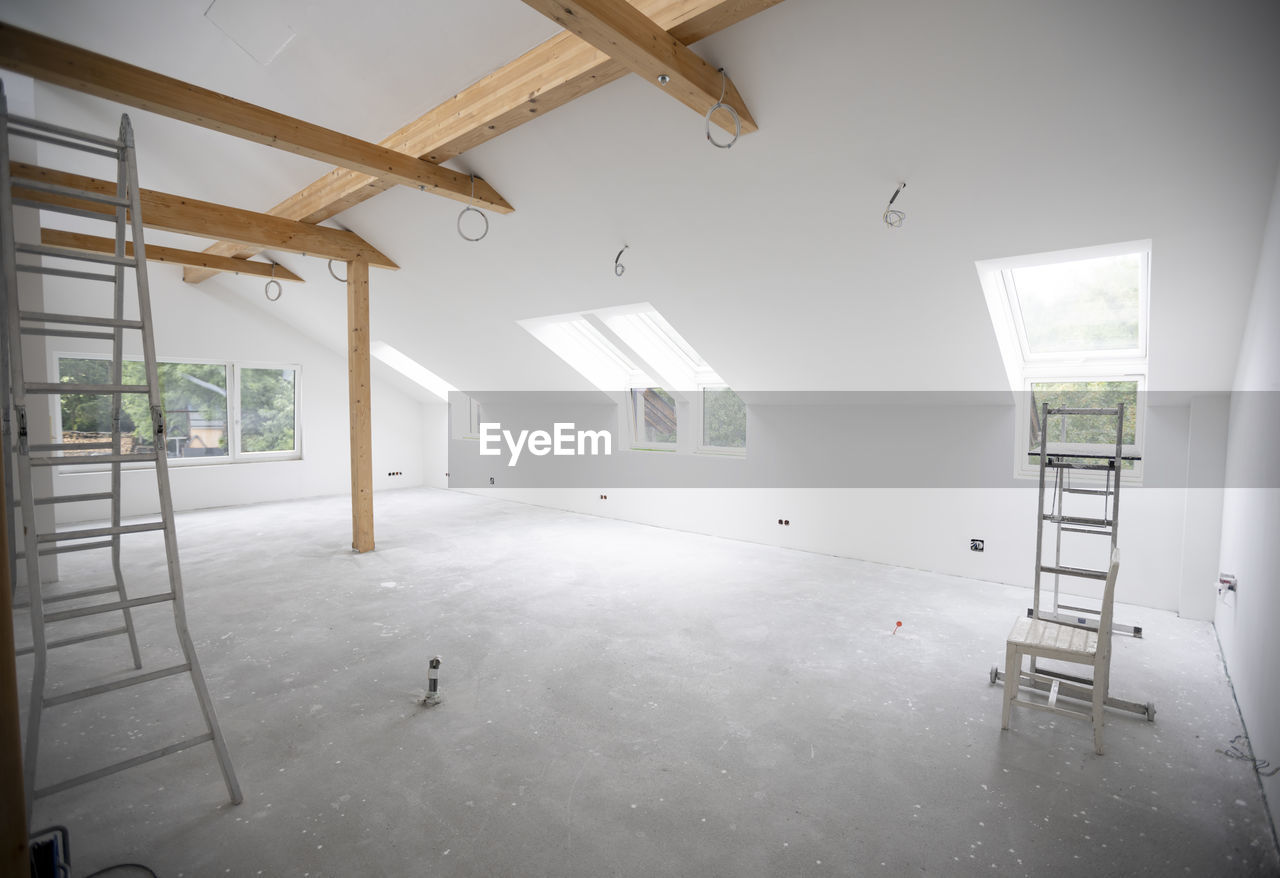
1012,253,1140,354
59,356,126,455
1029,380,1138,466
240,368,296,453
467,397,482,435
152,362,229,458
633,387,677,445
702,387,746,448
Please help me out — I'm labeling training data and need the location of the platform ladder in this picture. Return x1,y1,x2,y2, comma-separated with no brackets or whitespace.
989,401,1154,721
1,90,241,820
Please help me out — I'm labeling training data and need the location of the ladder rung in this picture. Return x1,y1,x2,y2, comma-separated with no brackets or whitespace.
43,662,191,708
7,127,121,159
17,263,117,283
34,733,214,800
1061,525,1111,535
30,492,116,505
1046,407,1121,416
17,242,136,267
30,441,115,452
17,326,116,341
6,112,123,149
12,196,119,223
1040,564,1109,581
37,521,165,543
1062,487,1112,496
1043,514,1113,528
29,453,158,467
19,310,143,330
14,584,121,609
11,177,130,209
25,383,149,395
1045,460,1116,471
44,591,174,623
15,626,128,657
16,539,114,559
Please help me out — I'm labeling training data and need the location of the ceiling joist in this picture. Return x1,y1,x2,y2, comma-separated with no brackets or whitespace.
519,0,756,136
10,161,397,268
39,228,303,282
182,0,784,283
0,22,513,213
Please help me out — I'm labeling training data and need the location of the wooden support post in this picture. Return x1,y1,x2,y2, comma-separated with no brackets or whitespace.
347,259,374,553
0,462,30,869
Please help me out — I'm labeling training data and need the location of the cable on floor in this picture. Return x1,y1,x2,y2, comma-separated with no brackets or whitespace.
1218,733,1280,777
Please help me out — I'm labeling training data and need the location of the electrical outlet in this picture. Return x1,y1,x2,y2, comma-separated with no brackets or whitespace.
970,539,984,552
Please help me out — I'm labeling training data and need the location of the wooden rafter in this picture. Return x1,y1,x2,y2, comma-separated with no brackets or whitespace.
39,228,303,282
520,0,756,136
182,0,785,283
10,161,397,268
0,22,512,213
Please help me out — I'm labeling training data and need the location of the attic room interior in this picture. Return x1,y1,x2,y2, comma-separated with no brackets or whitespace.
0,0,1278,875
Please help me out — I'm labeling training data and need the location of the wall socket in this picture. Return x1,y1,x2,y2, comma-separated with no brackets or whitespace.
970,539,984,552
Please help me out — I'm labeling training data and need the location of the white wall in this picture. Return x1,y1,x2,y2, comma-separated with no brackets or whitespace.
1216,163,1280,817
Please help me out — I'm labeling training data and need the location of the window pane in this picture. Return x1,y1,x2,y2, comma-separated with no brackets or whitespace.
702,387,746,448
467,396,482,435
59,356,128,455
153,362,229,458
633,387,677,445
240,368,296,453
1012,253,1140,354
1029,380,1138,466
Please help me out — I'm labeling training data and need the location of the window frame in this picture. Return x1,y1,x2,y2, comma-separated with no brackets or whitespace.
51,351,301,470
977,240,1151,483
695,384,747,456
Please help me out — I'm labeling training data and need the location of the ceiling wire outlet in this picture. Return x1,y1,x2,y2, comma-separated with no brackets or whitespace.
1219,573,1237,592
970,539,984,552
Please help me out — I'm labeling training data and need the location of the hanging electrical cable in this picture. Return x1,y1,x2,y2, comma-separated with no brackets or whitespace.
705,68,740,149
882,182,907,228
457,173,489,242
264,262,282,301
327,259,347,282
614,244,629,277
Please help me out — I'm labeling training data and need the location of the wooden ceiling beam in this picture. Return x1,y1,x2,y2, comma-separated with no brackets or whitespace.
0,22,512,213
519,0,756,136
182,0,784,283
39,228,304,282
10,162,396,268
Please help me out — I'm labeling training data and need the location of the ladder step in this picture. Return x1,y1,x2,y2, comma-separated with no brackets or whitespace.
1062,487,1113,496
1046,407,1121,416
1043,514,1113,528
19,310,143,330
16,326,116,341
29,441,115,452
25,382,149,395
16,539,114,559
1061,525,1111,535
17,242,136,267
13,492,116,506
5,112,123,150
12,195,120,224
15,626,128,657
7,127,121,159
1040,564,1109,581
10,177,130,209
1045,460,1117,472
37,521,165,544
13,584,121,609
44,592,174,623
28,453,158,467
34,733,214,801
17,263,117,283
43,663,191,708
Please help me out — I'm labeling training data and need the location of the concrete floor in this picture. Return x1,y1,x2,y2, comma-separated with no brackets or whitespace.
14,487,1279,877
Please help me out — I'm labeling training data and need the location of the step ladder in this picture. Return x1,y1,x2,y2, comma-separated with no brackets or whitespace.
1031,402,1143,638
989,401,1154,722
1,88,242,820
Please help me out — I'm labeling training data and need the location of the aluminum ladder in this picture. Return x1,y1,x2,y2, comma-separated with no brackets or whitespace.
989,401,1154,722
1,87,241,821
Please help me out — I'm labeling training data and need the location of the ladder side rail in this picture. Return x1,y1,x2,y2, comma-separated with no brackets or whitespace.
1111,402,1124,551
120,115,242,805
1,93,49,825
110,134,142,670
1032,401,1050,620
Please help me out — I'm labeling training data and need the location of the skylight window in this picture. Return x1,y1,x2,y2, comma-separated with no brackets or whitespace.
976,241,1150,479
370,341,455,400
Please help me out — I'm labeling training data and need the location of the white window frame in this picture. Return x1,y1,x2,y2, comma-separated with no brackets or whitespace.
977,240,1150,483
51,352,301,471
695,384,747,456
626,386,680,452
